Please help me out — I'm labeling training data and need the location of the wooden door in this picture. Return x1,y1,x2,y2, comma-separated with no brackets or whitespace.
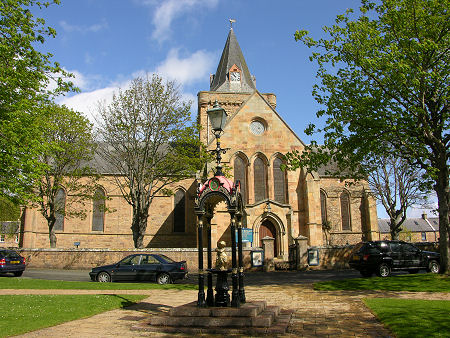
259,220,277,257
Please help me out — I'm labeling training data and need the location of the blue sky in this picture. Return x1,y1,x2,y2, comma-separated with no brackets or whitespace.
35,0,436,218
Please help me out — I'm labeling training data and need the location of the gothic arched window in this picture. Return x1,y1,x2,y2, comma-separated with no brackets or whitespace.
340,191,351,231
320,190,327,225
254,157,266,202
273,157,286,204
173,189,186,232
54,188,66,231
92,188,105,231
234,155,248,204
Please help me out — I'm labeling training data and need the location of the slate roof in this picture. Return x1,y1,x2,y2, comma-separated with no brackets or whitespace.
378,216,439,233
0,221,19,234
210,28,256,93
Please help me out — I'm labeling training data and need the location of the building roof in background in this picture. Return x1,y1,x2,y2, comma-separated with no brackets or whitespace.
378,215,439,233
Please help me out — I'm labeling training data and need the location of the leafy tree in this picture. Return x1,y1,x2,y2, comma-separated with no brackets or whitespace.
0,0,75,203
366,154,430,240
96,75,205,249
285,0,449,272
0,195,21,222
35,103,97,248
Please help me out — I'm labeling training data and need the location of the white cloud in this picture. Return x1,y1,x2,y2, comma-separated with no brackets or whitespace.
59,18,108,34
149,0,219,42
58,48,216,120
155,48,216,86
58,85,122,121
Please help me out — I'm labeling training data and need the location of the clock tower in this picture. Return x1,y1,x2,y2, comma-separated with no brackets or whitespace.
198,27,276,146
209,27,256,93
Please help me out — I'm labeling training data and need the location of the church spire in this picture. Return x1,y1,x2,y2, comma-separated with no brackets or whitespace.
210,27,256,92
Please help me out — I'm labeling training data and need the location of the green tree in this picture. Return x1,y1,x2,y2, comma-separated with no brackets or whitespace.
0,195,21,222
96,75,206,248
0,0,75,203
285,0,449,272
35,104,97,248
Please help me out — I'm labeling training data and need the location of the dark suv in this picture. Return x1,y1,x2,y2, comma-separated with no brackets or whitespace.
349,240,440,277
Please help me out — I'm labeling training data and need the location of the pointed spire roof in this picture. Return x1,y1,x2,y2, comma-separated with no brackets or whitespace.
210,28,256,92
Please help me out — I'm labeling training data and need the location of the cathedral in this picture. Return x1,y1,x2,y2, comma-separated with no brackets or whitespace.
21,28,379,259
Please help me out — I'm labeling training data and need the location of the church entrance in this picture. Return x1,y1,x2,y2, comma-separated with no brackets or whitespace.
259,219,277,257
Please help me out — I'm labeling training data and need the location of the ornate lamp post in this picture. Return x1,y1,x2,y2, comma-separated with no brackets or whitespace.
195,101,245,308
207,100,228,177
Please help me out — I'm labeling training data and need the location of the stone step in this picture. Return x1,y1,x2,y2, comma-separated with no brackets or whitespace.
131,301,292,335
169,300,267,317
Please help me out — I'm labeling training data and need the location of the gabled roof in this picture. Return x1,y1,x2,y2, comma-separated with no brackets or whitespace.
378,217,440,233
210,28,256,93
206,90,306,148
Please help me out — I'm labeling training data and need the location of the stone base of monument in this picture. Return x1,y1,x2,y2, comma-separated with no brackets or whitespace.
131,300,293,335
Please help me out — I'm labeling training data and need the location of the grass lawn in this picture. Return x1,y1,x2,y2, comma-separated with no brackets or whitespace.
0,277,197,290
314,273,450,292
0,294,147,337
364,298,450,338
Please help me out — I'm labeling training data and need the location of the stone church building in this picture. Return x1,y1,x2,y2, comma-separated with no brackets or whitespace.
21,29,379,259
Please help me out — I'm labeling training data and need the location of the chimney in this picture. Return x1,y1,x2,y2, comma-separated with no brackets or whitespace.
422,212,427,220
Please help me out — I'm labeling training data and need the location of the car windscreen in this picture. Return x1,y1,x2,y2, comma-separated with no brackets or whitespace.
360,243,381,254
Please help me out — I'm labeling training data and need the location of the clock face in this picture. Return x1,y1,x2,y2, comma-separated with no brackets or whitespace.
250,120,265,135
230,72,241,82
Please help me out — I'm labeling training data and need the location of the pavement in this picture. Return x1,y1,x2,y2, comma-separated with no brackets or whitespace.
3,280,450,337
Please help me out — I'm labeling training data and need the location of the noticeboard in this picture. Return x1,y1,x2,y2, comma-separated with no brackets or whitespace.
235,228,253,243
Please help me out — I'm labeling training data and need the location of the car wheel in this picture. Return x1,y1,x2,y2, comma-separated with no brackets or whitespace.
157,273,171,285
13,271,23,277
427,260,440,274
97,271,111,282
377,263,391,277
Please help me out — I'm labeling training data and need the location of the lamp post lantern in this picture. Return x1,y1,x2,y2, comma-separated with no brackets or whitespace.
207,100,229,177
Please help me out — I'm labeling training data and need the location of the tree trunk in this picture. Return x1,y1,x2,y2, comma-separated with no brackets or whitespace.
48,218,57,248
131,206,149,249
435,159,449,274
389,216,402,240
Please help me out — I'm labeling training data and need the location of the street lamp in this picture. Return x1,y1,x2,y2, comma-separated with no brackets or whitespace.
207,100,229,176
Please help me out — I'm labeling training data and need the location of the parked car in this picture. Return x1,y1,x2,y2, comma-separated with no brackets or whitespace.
0,249,26,277
89,253,188,284
349,240,440,277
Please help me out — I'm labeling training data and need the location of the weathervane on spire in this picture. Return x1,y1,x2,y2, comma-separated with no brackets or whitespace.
229,19,236,29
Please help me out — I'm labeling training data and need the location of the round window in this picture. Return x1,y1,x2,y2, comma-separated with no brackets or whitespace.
250,120,265,135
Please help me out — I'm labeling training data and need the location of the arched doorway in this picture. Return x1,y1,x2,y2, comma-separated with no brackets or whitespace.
259,219,277,257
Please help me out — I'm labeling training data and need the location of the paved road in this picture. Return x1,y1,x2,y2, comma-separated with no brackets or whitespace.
19,268,412,285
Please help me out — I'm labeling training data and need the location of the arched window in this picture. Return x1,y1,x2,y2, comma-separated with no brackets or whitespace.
254,157,266,202
234,155,247,204
273,157,286,203
320,190,327,225
54,188,66,231
340,191,351,231
173,189,185,232
92,188,105,231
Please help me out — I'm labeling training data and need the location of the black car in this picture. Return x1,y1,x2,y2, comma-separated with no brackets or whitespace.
349,240,440,277
0,249,26,277
89,253,188,284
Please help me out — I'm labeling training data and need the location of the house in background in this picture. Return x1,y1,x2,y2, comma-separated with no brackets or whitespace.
20,28,379,258
377,213,439,242
0,221,20,248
